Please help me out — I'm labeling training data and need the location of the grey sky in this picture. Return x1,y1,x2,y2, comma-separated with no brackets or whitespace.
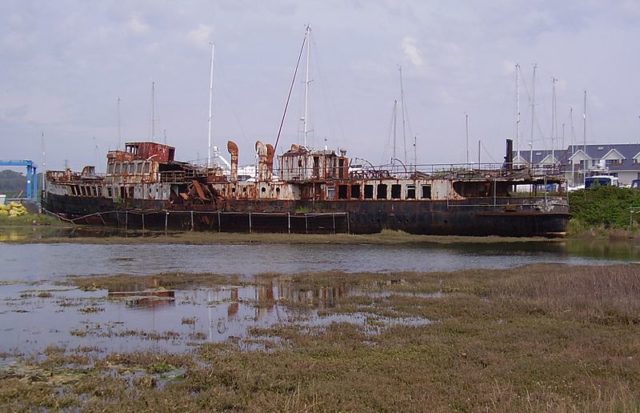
1,0,639,172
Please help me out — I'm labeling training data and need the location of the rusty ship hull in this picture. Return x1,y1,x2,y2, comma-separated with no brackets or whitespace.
43,192,568,236
42,140,570,237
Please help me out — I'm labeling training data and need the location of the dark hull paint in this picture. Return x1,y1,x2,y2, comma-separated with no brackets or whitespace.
42,193,569,237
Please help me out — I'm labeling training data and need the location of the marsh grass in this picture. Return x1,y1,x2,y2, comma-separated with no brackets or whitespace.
3,264,640,411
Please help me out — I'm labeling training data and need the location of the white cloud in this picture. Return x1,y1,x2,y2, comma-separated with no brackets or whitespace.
186,24,214,49
127,15,150,34
401,36,423,67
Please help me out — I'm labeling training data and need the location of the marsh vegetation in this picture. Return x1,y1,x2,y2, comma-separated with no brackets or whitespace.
1,264,639,411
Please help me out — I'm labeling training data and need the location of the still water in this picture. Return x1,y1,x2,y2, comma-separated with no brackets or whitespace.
1,238,638,356
1,240,638,282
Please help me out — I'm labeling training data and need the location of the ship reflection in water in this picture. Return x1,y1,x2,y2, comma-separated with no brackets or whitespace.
0,277,429,356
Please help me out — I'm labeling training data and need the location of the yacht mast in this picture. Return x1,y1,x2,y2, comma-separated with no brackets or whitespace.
151,81,156,139
117,97,122,149
529,64,537,165
551,77,557,165
392,100,397,164
303,25,311,147
399,66,407,163
515,64,520,163
583,90,587,184
207,42,215,168
465,113,469,165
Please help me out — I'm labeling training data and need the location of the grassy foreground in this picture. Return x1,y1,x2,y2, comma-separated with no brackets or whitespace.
2,264,640,412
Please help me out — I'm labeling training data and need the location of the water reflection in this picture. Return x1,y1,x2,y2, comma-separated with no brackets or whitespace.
0,276,431,356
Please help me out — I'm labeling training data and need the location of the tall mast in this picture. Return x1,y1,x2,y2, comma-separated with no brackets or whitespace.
413,135,417,168
551,77,557,165
583,90,587,184
41,132,46,193
570,107,575,186
515,64,520,163
117,97,122,149
303,25,311,147
529,64,537,165
207,42,215,168
399,65,407,163
583,90,587,154
151,81,155,139
465,113,469,164
392,99,397,163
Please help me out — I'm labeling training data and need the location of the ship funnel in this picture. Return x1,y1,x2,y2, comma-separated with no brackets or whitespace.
504,139,513,171
255,140,271,181
227,140,239,182
266,144,275,177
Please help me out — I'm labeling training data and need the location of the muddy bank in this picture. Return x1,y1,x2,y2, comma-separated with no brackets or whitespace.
2,264,640,411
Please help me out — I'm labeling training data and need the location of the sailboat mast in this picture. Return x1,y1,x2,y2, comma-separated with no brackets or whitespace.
551,77,557,165
515,64,520,163
583,90,587,184
151,81,156,139
529,64,537,165
399,66,407,164
117,97,122,149
207,42,215,168
392,100,397,164
303,25,311,147
465,113,469,165
583,90,587,153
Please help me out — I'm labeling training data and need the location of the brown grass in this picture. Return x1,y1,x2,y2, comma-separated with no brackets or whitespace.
2,264,640,412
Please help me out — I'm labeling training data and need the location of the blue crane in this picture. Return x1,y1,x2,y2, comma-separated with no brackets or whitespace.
0,160,38,199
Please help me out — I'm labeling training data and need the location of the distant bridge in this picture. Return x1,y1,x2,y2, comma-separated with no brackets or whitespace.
0,160,37,199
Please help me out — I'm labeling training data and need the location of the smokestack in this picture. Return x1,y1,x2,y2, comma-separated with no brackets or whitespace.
227,140,238,182
504,139,513,171
266,144,275,177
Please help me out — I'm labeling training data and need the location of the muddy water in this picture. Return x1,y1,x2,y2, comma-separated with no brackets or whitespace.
0,241,634,282
0,280,429,355
1,239,638,356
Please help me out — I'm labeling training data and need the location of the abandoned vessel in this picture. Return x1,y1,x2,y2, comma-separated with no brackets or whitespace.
42,139,569,237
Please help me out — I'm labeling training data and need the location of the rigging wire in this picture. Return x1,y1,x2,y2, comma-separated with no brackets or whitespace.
274,32,307,154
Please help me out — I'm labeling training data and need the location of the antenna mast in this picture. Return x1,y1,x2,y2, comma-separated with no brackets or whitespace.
208,42,215,168
529,64,537,165
303,25,311,147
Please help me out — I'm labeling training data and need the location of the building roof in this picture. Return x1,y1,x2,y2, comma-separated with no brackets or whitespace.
515,143,640,171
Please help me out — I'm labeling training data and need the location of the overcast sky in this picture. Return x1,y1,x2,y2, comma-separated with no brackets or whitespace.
2,0,640,172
